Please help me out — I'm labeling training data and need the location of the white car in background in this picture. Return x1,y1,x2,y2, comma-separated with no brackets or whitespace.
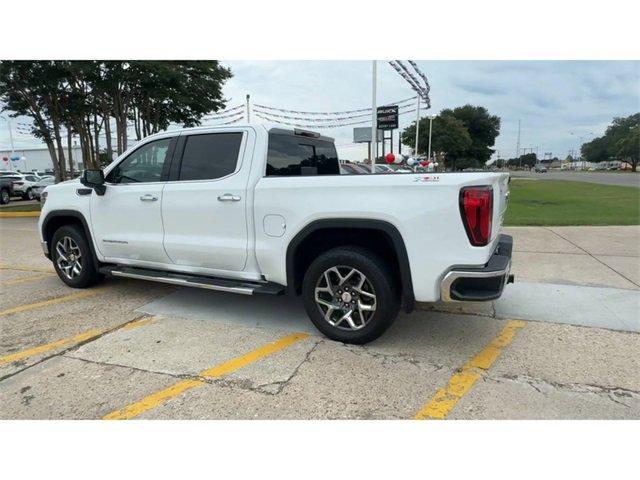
9,173,42,200
33,176,56,200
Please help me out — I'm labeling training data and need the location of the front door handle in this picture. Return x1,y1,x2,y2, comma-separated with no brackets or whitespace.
140,194,158,202
217,194,241,202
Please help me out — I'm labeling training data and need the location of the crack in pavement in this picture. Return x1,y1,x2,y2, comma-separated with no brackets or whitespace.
543,227,640,288
485,372,640,408
0,313,154,383
216,339,323,395
342,343,447,371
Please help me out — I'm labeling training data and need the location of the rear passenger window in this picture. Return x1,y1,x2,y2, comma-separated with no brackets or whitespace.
179,133,243,181
266,133,340,176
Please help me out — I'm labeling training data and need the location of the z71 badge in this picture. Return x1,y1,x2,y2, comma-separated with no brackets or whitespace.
413,175,440,182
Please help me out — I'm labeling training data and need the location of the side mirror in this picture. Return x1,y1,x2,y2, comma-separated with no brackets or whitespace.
81,169,106,196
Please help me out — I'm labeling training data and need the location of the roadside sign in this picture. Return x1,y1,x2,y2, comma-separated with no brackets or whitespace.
353,127,383,143
376,105,398,130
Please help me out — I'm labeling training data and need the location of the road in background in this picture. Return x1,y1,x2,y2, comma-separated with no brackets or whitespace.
511,170,640,188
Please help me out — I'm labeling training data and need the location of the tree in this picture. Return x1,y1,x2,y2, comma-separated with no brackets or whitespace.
128,61,232,139
0,60,234,173
0,61,69,181
579,113,639,170
616,125,640,171
441,105,501,164
401,113,472,170
581,136,609,163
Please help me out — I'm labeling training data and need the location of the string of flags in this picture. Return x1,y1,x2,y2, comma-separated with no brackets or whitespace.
253,96,416,116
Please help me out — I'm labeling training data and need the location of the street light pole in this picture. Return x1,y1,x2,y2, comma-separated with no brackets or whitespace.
1,115,16,172
427,115,434,162
370,60,377,174
414,95,420,157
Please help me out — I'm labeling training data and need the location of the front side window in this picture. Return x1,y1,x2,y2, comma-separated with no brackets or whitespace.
179,133,243,181
266,133,339,176
107,138,172,184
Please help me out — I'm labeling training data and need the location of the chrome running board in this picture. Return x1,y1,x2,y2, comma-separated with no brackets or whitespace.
100,266,284,296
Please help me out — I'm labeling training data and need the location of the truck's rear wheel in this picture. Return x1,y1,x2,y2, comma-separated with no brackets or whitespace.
51,225,103,288
302,247,400,344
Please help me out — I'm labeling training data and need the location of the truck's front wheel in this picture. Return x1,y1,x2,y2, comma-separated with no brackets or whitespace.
302,247,400,344
51,225,104,288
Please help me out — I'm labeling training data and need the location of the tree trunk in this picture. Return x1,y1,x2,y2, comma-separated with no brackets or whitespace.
67,130,74,176
53,123,67,181
93,113,101,162
104,117,113,161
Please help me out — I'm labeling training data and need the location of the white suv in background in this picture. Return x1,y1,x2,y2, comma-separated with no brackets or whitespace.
10,173,42,200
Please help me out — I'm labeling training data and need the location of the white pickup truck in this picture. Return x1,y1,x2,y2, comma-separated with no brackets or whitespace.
38,125,513,344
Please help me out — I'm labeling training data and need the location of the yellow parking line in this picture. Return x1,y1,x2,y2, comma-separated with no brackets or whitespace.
0,273,54,287
0,316,156,365
0,288,106,317
104,332,310,420
0,264,54,274
0,211,41,218
414,320,526,420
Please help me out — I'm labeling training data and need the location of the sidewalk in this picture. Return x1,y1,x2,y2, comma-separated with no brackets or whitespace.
504,226,639,290
425,226,640,333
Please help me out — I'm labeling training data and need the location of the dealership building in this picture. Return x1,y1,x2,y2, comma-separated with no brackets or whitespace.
0,146,84,173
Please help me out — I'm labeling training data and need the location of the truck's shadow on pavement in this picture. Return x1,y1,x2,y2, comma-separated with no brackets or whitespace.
136,286,506,357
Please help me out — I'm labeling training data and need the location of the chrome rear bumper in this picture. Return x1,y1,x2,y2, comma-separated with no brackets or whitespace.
440,234,514,302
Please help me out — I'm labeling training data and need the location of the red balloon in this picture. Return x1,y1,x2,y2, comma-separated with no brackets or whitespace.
385,153,395,164
420,160,429,167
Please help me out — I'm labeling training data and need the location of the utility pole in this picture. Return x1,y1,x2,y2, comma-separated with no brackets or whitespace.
245,94,251,123
515,119,521,160
414,95,421,157
370,60,377,173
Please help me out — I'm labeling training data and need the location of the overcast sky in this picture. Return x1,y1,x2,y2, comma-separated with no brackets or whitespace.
2,61,639,162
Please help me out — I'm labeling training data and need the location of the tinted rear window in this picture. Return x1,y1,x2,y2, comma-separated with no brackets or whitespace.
266,133,339,176
179,133,243,181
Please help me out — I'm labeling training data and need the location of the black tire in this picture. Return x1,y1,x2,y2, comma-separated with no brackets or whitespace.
0,188,10,205
51,224,104,288
302,246,400,344
22,188,34,201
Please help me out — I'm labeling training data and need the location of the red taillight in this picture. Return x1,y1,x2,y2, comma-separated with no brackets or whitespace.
460,186,493,246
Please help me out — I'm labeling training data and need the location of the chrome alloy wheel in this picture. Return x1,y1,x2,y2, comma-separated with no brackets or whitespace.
314,266,377,331
55,236,83,280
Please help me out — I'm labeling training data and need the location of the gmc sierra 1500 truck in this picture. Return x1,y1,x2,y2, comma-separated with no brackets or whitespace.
38,125,513,344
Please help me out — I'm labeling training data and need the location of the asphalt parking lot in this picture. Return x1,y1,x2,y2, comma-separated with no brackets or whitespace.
1,217,639,419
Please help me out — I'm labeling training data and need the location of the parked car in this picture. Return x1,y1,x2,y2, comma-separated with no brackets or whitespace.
0,176,15,204
39,125,513,344
374,164,394,174
340,164,366,175
10,173,42,200
533,165,547,173
32,177,56,200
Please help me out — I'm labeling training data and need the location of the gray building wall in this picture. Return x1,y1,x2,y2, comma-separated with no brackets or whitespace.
0,147,84,173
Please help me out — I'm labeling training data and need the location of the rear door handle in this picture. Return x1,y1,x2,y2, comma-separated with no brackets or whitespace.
217,194,241,202
140,194,158,202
